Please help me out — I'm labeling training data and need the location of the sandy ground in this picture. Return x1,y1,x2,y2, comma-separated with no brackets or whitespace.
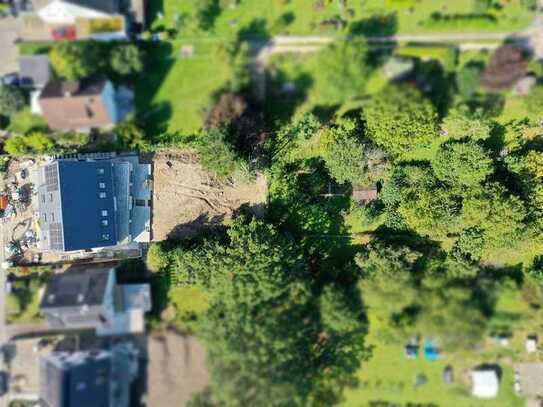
152,151,268,241
147,332,209,406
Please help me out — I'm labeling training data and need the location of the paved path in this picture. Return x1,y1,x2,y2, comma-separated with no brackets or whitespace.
0,16,19,76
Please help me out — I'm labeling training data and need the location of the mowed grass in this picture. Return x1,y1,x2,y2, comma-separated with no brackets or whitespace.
135,41,231,134
151,0,533,36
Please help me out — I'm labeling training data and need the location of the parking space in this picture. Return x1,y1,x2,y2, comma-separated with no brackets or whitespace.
0,16,19,77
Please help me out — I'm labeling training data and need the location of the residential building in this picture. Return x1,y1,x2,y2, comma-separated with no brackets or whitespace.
34,153,151,253
39,342,139,407
40,264,151,335
17,0,127,42
37,78,133,131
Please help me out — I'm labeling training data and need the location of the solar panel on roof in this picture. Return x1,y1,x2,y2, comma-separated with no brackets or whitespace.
45,164,59,192
49,223,64,251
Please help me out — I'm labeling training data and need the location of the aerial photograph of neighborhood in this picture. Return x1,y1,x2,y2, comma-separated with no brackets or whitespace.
2,0,543,406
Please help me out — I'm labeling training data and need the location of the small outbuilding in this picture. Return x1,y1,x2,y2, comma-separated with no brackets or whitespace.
443,365,454,385
526,335,538,353
352,185,378,206
471,369,499,399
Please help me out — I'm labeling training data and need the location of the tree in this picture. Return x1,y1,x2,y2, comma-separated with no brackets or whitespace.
0,85,25,116
431,140,494,188
316,38,372,104
196,0,222,31
460,185,527,249
165,218,367,405
386,165,462,239
481,45,527,92
363,85,438,156
49,41,101,80
321,118,388,185
114,117,148,149
4,132,54,156
441,106,492,141
110,44,143,76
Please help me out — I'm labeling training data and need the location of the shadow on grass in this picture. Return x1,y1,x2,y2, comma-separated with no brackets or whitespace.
264,71,314,126
135,41,175,135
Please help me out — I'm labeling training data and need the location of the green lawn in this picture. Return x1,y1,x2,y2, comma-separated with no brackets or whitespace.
8,108,49,135
340,281,543,407
135,40,231,134
151,0,533,36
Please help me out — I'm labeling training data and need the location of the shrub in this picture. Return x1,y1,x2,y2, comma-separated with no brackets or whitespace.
110,44,143,76
49,41,102,80
4,132,55,156
146,243,170,272
423,12,497,30
0,85,25,116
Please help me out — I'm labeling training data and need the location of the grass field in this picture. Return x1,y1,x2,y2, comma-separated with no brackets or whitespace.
340,281,543,407
150,0,534,36
135,41,231,134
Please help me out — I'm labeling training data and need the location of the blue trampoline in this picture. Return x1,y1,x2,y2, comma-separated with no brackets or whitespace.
424,340,439,361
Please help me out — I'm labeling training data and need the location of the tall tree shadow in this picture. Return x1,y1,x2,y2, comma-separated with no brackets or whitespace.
135,41,175,134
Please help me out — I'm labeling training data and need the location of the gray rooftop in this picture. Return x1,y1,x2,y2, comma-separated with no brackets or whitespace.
19,55,51,88
40,266,112,309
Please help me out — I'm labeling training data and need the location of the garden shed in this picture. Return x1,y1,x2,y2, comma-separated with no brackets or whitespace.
471,369,499,398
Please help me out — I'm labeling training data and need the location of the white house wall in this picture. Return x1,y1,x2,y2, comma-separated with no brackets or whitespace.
37,0,111,24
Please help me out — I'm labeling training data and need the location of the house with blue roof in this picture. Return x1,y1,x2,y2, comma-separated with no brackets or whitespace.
40,342,139,407
35,154,151,253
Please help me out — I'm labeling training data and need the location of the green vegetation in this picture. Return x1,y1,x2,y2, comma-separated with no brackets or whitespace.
49,41,103,80
110,44,144,76
0,85,25,117
7,275,48,324
150,0,533,35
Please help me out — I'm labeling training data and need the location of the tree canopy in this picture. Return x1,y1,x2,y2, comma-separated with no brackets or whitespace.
0,85,25,116
49,41,101,80
363,85,438,156
159,218,368,406
316,38,372,104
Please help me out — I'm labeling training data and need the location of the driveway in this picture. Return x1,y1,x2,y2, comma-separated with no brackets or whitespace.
0,16,19,76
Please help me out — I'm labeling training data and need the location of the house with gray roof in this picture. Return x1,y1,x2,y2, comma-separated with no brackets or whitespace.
40,264,151,335
34,153,151,253
40,342,138,407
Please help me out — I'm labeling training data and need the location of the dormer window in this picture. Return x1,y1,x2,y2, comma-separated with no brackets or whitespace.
98,182,106,189
99,192,106,199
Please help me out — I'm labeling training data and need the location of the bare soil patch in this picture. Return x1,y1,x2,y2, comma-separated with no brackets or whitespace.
147,332,209,407
152,151,267,241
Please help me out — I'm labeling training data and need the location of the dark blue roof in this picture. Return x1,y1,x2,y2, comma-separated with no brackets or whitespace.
58,161,117,251
65,357,111,407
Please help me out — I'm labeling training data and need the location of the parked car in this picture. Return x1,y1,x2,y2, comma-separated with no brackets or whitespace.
0,73,19,86
0,371,8,396
52,26,76,41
